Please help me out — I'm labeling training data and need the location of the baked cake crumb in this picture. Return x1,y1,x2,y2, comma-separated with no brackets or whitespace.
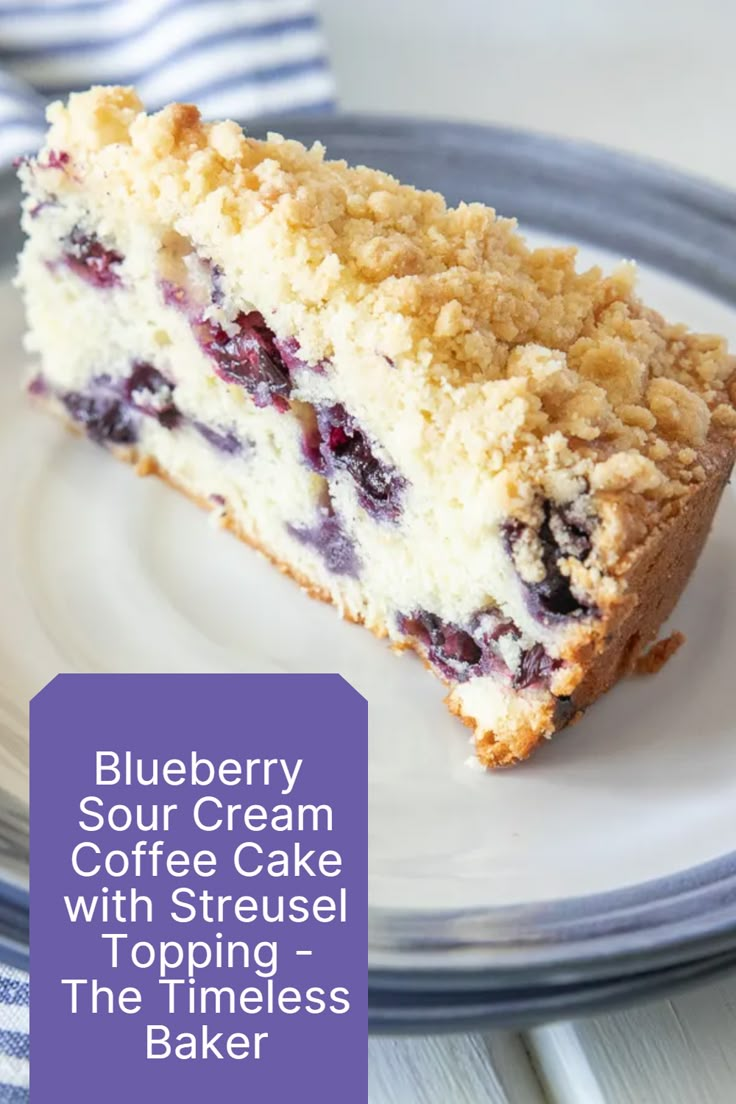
15,86,736,765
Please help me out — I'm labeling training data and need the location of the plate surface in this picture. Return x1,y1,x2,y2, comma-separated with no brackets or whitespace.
2,118,736,1013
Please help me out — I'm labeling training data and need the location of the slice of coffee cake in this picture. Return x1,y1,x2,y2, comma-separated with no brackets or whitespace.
16,87,736,765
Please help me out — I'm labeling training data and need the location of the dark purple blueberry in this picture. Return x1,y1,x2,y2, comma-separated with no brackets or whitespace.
548,500,593,560
399,606,560,690
273,335,328,375
193,421,244,456
503,500,595,622
210,265,225,306
513,642,559,690
125,363,179,428
288,508,360,577
63,227,123,289
315,405,405,520
301,423,323,470
199,311,291,411
529,567,583,619
63,380,138,445
398,610,482,681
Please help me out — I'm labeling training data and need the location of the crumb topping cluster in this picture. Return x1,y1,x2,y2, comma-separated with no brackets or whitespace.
28,86,736,519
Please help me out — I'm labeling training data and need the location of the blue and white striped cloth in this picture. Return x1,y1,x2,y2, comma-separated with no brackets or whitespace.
0,3,335,1095
0,967,28,1100
0,0,336,166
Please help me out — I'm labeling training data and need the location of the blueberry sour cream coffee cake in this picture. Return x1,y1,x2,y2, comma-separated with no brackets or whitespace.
16,87,736,765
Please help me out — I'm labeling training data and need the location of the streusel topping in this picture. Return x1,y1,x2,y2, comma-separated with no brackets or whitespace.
35,86,736,508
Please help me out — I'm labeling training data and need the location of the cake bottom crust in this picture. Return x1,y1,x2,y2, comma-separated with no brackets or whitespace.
40,396,735,768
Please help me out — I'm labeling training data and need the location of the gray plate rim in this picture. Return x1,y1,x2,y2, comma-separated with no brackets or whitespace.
369,946,736,1034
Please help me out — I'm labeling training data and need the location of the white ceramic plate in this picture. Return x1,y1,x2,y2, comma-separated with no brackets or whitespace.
2,120,736,1009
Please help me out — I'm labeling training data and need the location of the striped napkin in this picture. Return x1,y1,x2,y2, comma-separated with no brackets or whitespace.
0,0,336,166
0,2,335,1096
0,967,28,1100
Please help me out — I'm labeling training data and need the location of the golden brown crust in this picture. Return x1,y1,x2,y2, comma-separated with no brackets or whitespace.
459,701,556,768
563,436,732,720
634,631,686,675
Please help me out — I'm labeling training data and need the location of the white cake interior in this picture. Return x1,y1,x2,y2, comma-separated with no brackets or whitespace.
17,180,581,747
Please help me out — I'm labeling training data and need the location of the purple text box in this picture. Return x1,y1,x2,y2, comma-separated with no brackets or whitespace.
31,673,367,1101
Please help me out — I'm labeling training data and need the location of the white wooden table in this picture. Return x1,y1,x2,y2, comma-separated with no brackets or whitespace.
369,987,736,1103
318,0,736,1097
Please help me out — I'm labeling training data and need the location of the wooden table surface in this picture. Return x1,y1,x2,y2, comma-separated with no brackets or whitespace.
369,983,736,1101
317,0,736,1097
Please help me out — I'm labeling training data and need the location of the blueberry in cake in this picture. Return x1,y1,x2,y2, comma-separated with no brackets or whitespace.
16,87,736,766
